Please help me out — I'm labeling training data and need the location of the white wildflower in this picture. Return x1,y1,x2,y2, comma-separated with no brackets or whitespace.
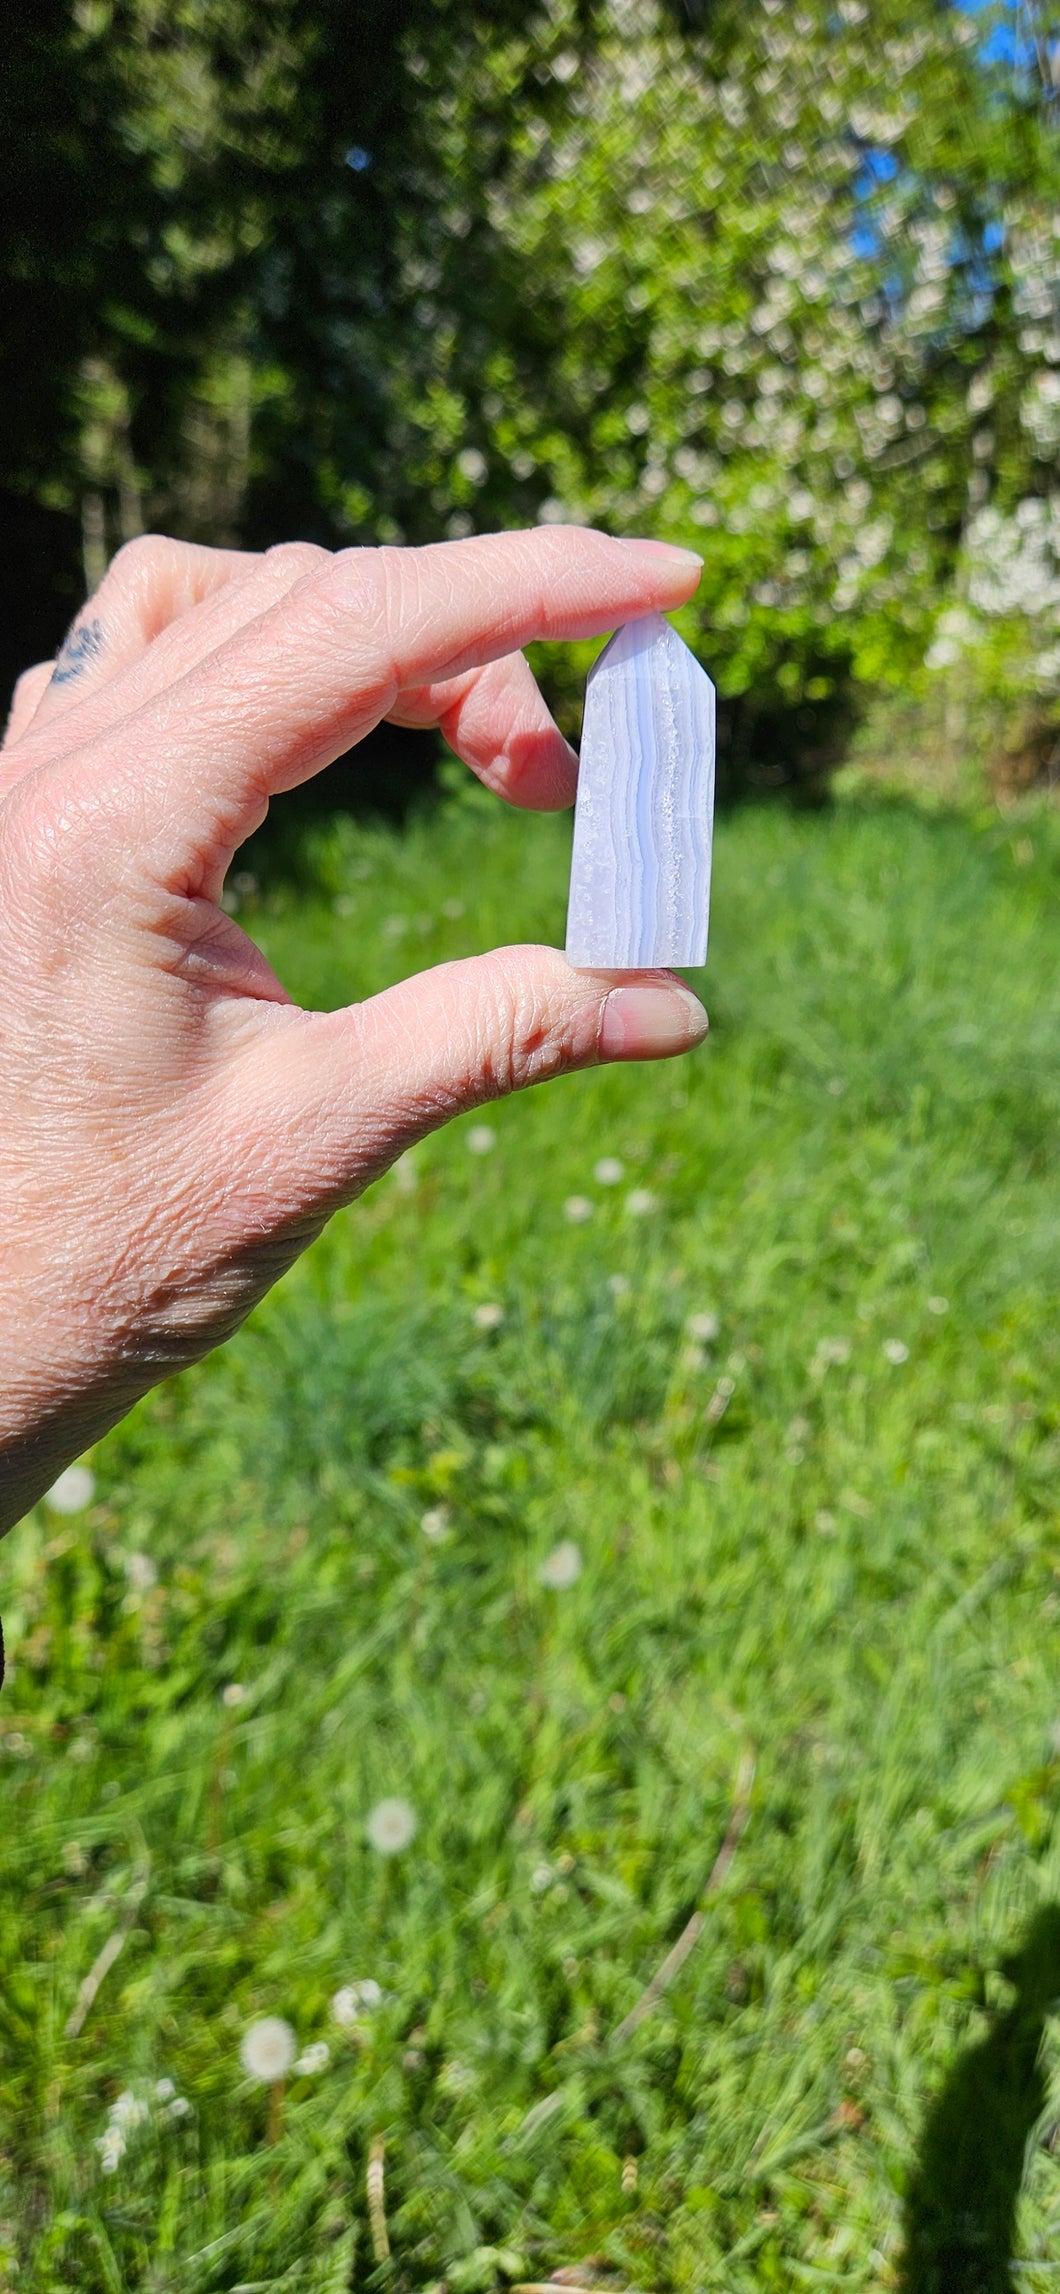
473,1301,505,1330
626,1189,657,1217
687,1311,720,1342
530,1862,554,1893
45,1464,96,1514
538,1541,583,1590
564,1195,594,1223
367,1797,418,1855
883,1338,909,1364
97,2125,125,2173
294,2042,330,2075
167,2095,192,2120
593,1157,625,1186
467,1124,496,1155
154,2078,175,2102
421,1505,451,1542
332,1979,384,2027
221,1681,245,1707
240,2017,297,2084
927,1295,949,1316
110,2090,149,2132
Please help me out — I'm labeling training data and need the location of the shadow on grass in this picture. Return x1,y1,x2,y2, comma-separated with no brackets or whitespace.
900,1903,1060,2294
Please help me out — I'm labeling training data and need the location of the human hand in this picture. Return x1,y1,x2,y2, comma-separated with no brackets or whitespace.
0,527,706,1532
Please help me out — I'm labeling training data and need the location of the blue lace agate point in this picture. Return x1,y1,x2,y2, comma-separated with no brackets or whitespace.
565,612,715,969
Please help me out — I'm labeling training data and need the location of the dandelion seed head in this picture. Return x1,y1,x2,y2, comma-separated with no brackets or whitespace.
564,1194,593,1223
421,1505,451,1542
594,1156,625,1186
111,2090,150,2131
687,1311,720,1342
883,1338,909,1364
240,2017,297,2083
473,1301,505,1330
538,1540,583,1590
221,1681,245,1707
367,1797,418,1854
927,1295,949,1315
294,2041,330,2075
608,1272,631,1298
467,1124,496,1155
122,1551,157,1591
626,1188,657,1217
45,1464,96,1514
530,1861,554,1893
154,2078,175,2101
332,1979,384,2026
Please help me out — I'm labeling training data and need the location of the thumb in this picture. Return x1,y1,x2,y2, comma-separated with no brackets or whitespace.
240,946,708,1210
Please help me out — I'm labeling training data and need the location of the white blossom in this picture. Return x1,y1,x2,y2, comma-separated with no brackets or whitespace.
221,1681,246,1707
687,1311,720,1341
593,1157,626,1185
467,1124,496,1155
626,1189,657,1217
564,1194,594,1223
240,2017,297,2083
367,1797,418,1854
473,1301,505,1329
883,1338,910,1365
421,1505,451,1542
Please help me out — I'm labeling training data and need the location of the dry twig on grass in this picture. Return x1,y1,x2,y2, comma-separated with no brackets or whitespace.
367,2133,391,2262
610,1746,756,2045
64,1857,150,2041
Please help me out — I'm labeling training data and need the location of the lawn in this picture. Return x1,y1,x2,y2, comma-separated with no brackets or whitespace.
0,783,1057,2292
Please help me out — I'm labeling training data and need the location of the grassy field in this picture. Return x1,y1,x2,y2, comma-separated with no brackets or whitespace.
0,783,1057,2292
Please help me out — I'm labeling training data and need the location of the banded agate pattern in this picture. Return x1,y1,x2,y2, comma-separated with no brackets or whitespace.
565,612,715,970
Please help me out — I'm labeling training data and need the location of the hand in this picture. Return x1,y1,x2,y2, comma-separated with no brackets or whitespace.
0,526,707,1532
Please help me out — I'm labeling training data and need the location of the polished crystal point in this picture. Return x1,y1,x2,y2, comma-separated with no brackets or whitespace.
565,612,715,969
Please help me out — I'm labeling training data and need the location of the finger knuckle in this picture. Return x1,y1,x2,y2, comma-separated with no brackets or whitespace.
11,661,53,712
263,539,331,585
479,954,574,1097
106,533,177,590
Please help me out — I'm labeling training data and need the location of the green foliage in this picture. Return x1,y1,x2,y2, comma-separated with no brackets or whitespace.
2,1,1056,775
1,788,1058,2284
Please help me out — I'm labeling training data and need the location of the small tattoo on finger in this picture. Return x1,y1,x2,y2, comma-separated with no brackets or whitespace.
51,616,104,685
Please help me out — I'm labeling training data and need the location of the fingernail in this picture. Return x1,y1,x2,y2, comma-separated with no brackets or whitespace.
599,982,708,1061
619,538,703,570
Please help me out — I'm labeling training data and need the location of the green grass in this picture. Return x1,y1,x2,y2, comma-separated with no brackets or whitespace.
0,786,1058,2291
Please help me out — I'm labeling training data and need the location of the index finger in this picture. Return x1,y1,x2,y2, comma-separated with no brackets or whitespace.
85,527,703,882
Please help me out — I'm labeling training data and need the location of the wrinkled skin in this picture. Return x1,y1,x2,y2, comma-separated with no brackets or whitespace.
0,526,707,1533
